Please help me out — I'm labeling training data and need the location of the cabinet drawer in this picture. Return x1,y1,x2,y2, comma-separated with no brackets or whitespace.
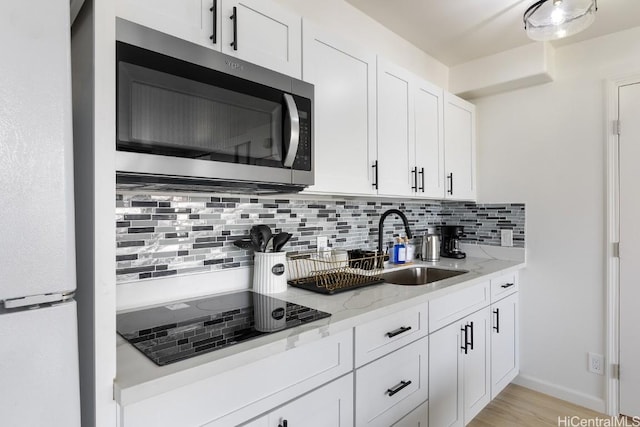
121,329,353,427
429,281,490,332
392,400,428,427
490,271,519,302
355,337,429,427
355,303,428,367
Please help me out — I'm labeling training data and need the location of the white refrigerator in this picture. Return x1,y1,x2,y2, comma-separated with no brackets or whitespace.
0,0,81,426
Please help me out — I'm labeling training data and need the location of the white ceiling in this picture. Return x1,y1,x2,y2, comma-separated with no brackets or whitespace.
345,0,640,66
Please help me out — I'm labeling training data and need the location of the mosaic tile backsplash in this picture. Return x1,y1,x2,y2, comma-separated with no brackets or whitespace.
116,194,525,283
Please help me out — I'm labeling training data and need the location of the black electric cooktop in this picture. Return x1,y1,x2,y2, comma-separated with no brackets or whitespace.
117,291,331,366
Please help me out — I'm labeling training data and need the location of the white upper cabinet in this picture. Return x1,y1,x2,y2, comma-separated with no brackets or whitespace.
220,0,301,78
444,93,477,200
377,58,415,198
116,0,301,78
414,79,445,199
115,0,218,49
377,59,447,199
302,22,377,196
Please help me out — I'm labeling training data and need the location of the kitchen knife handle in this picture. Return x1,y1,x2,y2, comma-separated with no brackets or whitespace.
209,2,217,44
419,167,425,192
230,6,238,50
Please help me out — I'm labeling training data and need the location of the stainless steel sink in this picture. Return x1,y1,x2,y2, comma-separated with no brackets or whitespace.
381,266,468,286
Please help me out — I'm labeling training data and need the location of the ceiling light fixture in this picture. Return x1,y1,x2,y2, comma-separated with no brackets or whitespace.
523,0,597,41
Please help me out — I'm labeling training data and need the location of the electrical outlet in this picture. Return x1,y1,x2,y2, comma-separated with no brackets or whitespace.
501,229,513,247
316,236,329,252
588,352,604,375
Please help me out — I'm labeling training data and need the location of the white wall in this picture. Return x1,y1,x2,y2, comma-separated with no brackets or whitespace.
273,0,449,89
475,26,640,411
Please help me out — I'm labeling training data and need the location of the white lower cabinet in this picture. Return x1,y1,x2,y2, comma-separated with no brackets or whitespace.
491,292,519,398
428,320,463,427
356,337,429,427
243,374,353,427
120,329,352,427
462,308,492,423
392,400,429,427
119,273,521,427
428,306,491,427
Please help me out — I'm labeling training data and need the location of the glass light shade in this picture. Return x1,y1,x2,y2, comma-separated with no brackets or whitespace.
524,0,597,41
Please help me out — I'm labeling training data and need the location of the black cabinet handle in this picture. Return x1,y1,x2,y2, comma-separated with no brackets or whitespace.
386,326,412,338
460,325,468,354
411,167,418,191
493,308,500,333
372,160,379,189
469,321,474,350
278,421,288,427
386,380,412,397
419,167,425,192
209,2,217,44
447,173,453,195
500,282,515,289
230,6,238,50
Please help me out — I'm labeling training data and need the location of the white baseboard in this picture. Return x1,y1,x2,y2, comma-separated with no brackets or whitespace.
514,374,606,413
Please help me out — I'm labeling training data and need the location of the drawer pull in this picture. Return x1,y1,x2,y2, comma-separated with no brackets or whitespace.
209,3,217,44
230,6,238,51
386,326,412,338
460,322,473,354
278,420,288,427
500,282,515,289
386,380,412,397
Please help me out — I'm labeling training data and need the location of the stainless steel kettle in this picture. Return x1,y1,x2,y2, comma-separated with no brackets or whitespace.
422,233,440,262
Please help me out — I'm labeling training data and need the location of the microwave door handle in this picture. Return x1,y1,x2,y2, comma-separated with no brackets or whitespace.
282,93,300,168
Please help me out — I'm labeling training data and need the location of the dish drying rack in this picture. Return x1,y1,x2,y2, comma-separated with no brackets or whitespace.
287,249,386,294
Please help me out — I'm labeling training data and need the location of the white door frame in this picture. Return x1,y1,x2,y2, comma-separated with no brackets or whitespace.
605,74,640,417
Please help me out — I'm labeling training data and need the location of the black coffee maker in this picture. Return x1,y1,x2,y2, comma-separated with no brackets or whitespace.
441,225,466,259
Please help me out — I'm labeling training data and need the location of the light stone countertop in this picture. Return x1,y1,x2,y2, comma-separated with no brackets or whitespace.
115,254,525,406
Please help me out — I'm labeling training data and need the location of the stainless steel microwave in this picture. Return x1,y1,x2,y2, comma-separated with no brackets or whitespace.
115,18,313,193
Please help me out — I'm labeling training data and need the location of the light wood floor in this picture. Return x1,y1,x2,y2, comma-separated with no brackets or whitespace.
468,384,606,426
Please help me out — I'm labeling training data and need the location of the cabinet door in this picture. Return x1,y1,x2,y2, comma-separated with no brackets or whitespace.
444,92,476,200
115,0,218,49
414,79,445,199
220,0,301,78
268,374,353,427
377,58,414,197
429,322,463,427
491,293,519,399
302,23,377,196
462,308,491,424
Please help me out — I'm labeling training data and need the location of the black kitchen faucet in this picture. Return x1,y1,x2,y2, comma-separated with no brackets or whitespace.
377,209,413,255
